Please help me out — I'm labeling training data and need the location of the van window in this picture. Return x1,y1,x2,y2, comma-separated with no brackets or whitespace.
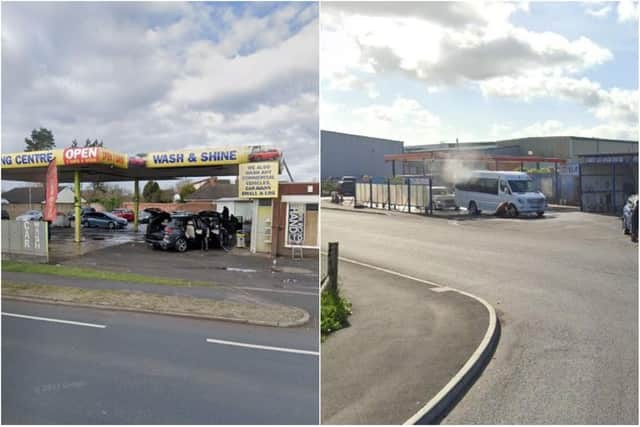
456,178,497,195
508,180,536,193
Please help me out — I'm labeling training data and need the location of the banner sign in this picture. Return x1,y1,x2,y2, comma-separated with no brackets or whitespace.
145,148,249,168
44,158,58,222
1,150,61,168
287,203,305,246
238,161,279,199
1,148,127,169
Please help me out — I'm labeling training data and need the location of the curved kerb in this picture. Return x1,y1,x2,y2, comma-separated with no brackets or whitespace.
336,256,500,425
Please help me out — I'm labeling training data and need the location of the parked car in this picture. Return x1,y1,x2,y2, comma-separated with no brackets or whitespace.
68,207,96,224
146,213,208,252
15,210,43,221
622,194,638,234
2,209,9,220
431,186,458,210
112,208,135,222
82,212,128,229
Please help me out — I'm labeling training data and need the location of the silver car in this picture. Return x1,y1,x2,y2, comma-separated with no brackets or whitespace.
622,194,637,234
15,210,43,221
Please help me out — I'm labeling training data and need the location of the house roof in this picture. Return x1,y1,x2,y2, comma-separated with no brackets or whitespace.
186,182,238,201
2,186,74,204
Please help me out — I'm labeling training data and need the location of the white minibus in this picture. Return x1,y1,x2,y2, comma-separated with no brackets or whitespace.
454,171,546,217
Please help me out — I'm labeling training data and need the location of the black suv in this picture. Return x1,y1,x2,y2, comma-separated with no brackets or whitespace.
145,211,236,252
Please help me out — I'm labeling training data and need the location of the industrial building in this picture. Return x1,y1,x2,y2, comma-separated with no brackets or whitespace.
320,130,404,180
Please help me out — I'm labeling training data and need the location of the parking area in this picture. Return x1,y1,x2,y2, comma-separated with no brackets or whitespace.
322,205,637,424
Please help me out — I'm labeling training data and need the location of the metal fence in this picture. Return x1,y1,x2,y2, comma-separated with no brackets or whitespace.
1,220,49,262
355,178,436,215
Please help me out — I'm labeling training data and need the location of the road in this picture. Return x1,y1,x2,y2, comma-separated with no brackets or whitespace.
2,300,319,424
321,259,489,424
322,208,637,424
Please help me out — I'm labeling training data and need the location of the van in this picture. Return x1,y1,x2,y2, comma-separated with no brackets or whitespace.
454,171,546,217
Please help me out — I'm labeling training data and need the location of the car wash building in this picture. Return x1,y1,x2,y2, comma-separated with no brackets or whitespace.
1,145,316,258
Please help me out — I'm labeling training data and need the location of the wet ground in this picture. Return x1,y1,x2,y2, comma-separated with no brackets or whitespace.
48,224,145,261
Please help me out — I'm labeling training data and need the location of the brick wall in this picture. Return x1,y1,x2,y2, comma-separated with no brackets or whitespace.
122,201,215,213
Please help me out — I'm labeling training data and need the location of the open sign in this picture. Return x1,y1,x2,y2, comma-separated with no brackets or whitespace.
63,147,99,164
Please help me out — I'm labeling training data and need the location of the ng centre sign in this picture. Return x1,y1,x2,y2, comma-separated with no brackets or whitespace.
1,148,128,169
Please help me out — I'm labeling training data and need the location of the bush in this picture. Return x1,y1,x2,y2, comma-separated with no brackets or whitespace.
321,290,352,336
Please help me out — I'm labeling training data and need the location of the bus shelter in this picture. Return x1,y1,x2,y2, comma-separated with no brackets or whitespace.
2,145,281,243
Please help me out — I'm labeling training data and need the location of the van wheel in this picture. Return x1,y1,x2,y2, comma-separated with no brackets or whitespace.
468,201,479,216
537,211,545,217
506,204,518,218
175,238,188,252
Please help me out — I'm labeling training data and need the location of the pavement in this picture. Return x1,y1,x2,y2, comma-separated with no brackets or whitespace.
322,208,637,424
45,240,319,328
321,259,492,425
2,299,318,424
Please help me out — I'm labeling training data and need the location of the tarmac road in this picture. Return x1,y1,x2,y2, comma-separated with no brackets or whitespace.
2,300,319,424
322,208,637,424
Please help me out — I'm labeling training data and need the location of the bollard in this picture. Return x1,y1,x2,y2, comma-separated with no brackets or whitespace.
327,241,339,295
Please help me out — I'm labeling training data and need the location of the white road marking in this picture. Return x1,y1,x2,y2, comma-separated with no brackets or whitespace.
235,286,317,296
325,255,497,425
2,312,107,329
206,338,319,356
430,286,453,293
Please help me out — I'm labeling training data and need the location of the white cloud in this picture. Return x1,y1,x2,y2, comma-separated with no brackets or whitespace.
480,74,638,123
321,2,611,87
325,97,444,145
322,2,636,143
2,3,319,180
617,0,639,22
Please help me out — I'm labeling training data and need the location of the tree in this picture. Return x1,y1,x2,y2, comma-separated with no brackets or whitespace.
179,183,196,202
69,138,103,148
143,181,161,202
24,128,55,152
85,138,103,148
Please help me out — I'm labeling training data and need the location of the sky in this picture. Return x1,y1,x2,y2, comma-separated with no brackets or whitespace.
1,2,319,190
320,1,639,146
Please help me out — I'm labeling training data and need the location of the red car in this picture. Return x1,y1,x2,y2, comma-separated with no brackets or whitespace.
112,208,135,222
249,149,280,162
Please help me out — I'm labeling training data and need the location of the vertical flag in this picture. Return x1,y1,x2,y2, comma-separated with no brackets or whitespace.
44,158,58,222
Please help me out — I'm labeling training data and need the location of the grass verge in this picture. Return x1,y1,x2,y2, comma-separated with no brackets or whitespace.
2,260,215,288
2,280,309,327
321,289,352,340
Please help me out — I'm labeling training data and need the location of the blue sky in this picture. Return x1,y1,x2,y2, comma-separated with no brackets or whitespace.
321,1,638,146
2,2,318,190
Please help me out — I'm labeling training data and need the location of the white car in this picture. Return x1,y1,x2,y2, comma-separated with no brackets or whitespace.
15,210,43,221
622,194,637,235
431,186,458,210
